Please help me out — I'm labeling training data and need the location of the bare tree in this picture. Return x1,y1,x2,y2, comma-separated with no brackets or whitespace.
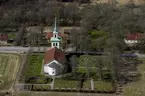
70,55,78,73
60,2,79,25
79,55,93,78
95,56,104,80
14,26,26,46
27,32,38,46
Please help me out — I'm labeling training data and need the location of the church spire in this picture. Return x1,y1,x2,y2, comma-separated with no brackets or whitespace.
50,17,60,49
53,17,57,33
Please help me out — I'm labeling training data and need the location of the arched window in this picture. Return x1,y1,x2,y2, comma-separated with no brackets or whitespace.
53,43,55,46
52,71,54,74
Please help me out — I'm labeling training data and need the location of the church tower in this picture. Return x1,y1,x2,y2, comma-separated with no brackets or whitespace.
50,17,60,49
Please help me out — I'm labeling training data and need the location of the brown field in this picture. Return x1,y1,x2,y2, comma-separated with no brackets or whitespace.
0,53,21,90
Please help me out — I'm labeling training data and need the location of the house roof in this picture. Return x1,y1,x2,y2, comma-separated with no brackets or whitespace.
45,32,67,39
0,34,8,41
126,33,143,40
48,62,62,68
44,47,65,64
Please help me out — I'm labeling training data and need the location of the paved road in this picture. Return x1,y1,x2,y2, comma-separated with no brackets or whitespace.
0,47,49,53
134,53,145,58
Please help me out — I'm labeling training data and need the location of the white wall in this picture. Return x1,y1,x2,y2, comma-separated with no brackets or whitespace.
44,65,56,76
124,39,138,44
44,60,65,76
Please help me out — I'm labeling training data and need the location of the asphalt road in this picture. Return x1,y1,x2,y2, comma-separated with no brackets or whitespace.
0,47,49,53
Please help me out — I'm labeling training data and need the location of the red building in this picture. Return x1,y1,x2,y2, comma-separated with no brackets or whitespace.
125,33,144,46
0,33,8,41
126,33,143,40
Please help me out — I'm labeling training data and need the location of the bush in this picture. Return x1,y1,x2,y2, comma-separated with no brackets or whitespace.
25,76,52,84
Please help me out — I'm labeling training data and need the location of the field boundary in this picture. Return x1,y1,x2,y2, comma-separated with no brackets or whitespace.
14,83,116,93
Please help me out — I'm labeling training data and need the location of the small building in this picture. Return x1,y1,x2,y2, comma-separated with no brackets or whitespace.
124,33,143,46
0,33,8,44
43,18,67,76
0,33,8,41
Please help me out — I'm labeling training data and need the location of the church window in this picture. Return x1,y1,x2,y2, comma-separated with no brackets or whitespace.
52,71,54,74
53,43,55,46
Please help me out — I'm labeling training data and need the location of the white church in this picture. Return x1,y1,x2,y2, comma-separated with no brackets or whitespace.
43,18,67,76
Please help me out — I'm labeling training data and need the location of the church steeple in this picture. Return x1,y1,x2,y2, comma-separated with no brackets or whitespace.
53,17,57,33
53,17,58,38
50,17,60,49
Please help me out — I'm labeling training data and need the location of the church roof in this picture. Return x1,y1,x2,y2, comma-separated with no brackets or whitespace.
126,33,143,40
44,47,65,64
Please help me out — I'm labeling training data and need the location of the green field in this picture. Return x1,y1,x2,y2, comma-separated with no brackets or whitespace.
23,54,113,91
94,81,113,91
77,55,111,73
54,79,77,88
78,55,111,67
83,80,91,89
77,67,97,73
54,78,113,91
0,53,21,90
24,53,44,77
123,58,145,96
54,78,91,89
32,85,51,90
8,33,16,39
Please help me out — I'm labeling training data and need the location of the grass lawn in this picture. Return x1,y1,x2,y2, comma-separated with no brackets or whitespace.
77,55,111,75
123,58,145,96
83,80,91,89
54,78,113,91
54,79,77,88
8,33,16,39
78,55,96,67
78,55,111,67
77,67,96,73
24,53,44,77
32,85,51,90
94,81,113,91
0,53,21,90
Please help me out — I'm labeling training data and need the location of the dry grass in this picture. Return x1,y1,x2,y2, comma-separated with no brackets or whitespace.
0,53,21,90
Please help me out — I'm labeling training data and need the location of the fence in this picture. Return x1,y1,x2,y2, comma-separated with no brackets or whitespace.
14,83,51,91
14,83,115,93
